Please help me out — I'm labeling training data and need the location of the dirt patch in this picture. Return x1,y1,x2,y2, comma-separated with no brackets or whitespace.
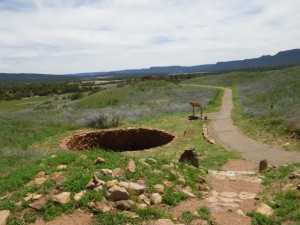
30,211,93,225
60,128,175,151
222,159,258,171
212,212,252,225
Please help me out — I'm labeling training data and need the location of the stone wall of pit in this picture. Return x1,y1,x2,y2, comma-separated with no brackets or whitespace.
60,128,175,151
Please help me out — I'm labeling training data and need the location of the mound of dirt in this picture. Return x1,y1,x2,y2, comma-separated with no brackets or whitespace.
60,128,175,151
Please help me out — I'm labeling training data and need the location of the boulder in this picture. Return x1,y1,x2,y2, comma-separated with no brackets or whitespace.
85,174,105,189
106,180,119,188
88,201,111,213
128,159,136,173
138,194,151,205
119,181,145,195
256,202,274,216
178,149,199,167
151,193,162,205
101,169,113,176
94,157,106,165
52,192,71,204
106,185,129,201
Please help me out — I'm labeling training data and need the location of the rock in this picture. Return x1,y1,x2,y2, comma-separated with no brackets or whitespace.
74,190,86,201
138,203,148,209
211,190,219,197
123,211,139,219
209,202,240,213
36,171,46,177
79,154,88,160
51,172,66,185
256,202,274,216
289,170,300,179
138,194,151,205
106,180,119,188
115,200,135,210
219,197,241,203
154,219,175,225
236,209,247,217
145,158,157,164
101,169,113,175
163,181,173,187
128,159,136,173
34,177,47,185
85,175,105,189
178,149,199,167
119,181,145,195
150,193,162,205
206,196,218,203
0,210,10,225
181,189,196,198
94,157,106,165
106,185,129,201
51,155,57,158
219,191,238,198
112,168,125,179
88,201,111,213
238,191,256,200
29,196,47,210
178,177,186,185
52,192,71,204
24,193,42,201
57,165,67,170
282,183,294,191
259,159,268,173
154,184,164,194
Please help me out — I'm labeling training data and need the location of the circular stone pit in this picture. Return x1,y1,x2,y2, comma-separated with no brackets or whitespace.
60,128,175,151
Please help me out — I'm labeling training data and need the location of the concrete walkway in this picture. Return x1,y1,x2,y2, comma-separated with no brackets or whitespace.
210,88,300,166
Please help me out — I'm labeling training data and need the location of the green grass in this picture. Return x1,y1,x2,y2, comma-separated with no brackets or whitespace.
0,96,50,112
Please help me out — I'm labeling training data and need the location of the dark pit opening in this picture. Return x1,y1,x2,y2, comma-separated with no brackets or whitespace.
62,128,175,151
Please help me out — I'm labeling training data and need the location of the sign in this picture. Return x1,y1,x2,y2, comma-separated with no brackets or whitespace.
190,102,201,107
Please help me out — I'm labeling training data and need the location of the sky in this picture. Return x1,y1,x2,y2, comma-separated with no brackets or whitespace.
0,0,299,74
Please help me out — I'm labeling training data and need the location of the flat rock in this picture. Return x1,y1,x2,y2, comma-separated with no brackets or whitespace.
119,181,145,195
128,159,136,173
29,196,47,210
181,189,196,198
154,219,175,225
52,192,71,204
282,183,294,191
219,197,241,203
34,177,47,185
106,180,119,188
115,200,135,210
101,169,113,176
88,201,111,213
209,202,239,213
239,191,256,200
151,193,162,205
74,190,86,201
51,172,66,185
206,196,218,203
256,202,274,216
94,157,106,165
0,210,10,225
36,171,46,177
106,185,129,201
24,193,42,201
57,165,67,170
123,211,139,219
219,191,238,198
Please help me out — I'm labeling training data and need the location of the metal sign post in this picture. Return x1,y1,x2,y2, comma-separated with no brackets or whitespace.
189,102,202,118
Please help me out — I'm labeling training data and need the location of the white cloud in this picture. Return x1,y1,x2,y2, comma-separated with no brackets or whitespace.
0,0,299,74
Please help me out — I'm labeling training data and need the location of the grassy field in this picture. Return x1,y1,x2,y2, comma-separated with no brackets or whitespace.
184,66,300,151
0,80,238,224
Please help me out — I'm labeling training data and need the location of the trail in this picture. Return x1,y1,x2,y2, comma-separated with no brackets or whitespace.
186,84,300,165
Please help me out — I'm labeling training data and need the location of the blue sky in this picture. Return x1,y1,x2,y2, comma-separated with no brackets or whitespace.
0,0,299,74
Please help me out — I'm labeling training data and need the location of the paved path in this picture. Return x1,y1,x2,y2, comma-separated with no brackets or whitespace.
210,88,300,166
